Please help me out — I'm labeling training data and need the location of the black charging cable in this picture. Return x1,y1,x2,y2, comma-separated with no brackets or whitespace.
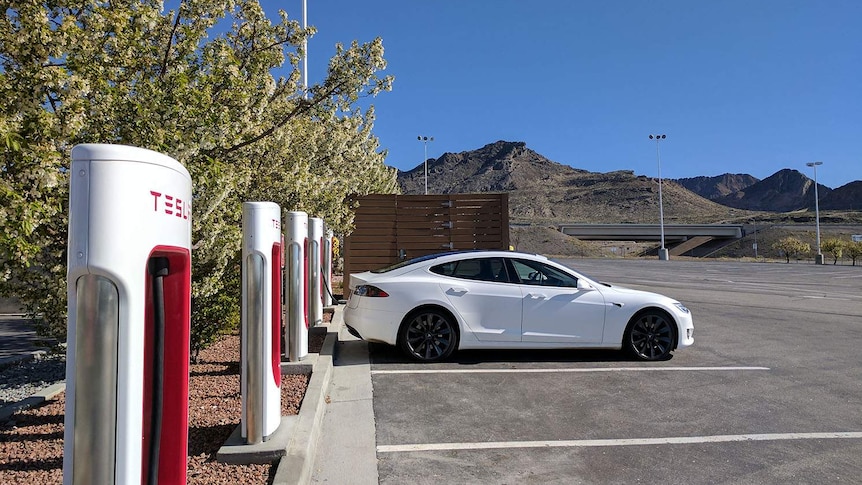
320,267,341,305
147,257,170,485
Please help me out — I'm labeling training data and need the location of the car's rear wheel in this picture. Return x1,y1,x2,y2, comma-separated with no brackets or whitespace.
398,309,458,362
625,310,676,361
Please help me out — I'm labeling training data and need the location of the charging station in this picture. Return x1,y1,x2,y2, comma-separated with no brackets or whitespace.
322,227,334,307
241,202,282,444
307,217,324,327
285,211,308,361
65,144,191,485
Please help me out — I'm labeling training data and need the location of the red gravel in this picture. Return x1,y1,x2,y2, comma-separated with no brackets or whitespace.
0,332,320,484
0,397,64,484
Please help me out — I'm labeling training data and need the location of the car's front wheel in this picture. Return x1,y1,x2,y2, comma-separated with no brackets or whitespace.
625,310,676,361
398,309,458,362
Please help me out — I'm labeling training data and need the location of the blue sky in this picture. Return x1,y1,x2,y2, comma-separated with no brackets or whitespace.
261,0,861,189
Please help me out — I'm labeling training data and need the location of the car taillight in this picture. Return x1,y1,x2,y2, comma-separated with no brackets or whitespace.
354,285,389,297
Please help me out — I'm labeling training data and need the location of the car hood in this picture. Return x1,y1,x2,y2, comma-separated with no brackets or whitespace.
597,283,676,303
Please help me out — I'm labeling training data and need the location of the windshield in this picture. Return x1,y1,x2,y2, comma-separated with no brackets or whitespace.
548,259,610,286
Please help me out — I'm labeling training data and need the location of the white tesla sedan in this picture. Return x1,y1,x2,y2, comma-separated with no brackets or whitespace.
344,251,694,362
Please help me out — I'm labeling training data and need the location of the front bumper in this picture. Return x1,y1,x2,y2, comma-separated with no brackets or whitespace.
676,312,695,349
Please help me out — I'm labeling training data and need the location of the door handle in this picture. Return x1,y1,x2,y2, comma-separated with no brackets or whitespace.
448,287,468,295
526,293,547,300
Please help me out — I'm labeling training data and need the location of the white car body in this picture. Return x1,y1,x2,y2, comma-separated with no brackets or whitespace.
344,251,694,361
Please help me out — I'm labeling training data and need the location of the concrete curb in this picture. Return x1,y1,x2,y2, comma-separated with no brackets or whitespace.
0,381,66,423
307,323,378,484
272,309,341,485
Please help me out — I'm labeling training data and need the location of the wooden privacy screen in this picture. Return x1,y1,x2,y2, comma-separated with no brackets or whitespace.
343,193,510,276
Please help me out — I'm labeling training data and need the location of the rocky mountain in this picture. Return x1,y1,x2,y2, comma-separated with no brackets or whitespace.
396,141,861,220
397,141,582,194
397,141,732,224
820,181,862,211
713,169,832,212
676,174,760,200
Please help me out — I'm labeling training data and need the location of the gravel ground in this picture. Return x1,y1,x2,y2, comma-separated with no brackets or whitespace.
0,330,326,484
0,352,66,406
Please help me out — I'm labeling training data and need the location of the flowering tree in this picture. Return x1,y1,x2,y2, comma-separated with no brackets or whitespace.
820,238,846,265
0,0,398,353
771,237,810,264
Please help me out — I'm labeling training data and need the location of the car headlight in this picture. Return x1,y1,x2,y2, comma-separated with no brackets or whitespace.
673,302,690,314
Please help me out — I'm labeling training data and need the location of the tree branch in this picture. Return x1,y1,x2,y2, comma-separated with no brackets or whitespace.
210,78,349,157
159,5,182,80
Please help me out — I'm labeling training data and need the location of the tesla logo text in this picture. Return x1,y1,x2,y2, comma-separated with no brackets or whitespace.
150,190,190,220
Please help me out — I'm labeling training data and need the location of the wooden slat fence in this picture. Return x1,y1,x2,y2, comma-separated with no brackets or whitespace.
343,194,510,276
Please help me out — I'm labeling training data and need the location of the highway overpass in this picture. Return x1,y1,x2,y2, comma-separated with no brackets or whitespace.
558,223,743,241
558,224,744,256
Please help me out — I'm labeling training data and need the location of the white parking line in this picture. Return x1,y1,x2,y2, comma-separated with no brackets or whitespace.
799,295,854,301
378,432,862,453
372,366,769,375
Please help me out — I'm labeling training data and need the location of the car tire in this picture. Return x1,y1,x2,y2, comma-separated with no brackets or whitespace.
624,309,677,361
398,308,459,362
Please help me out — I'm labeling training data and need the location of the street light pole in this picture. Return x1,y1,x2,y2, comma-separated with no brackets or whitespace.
302,0,307,99
649,134,668,260
753,218,758,259
806,161,824,264
418,135,434,195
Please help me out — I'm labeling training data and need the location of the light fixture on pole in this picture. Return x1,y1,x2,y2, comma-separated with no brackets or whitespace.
649,134,669,260
806,161,824,264
418,135,434,195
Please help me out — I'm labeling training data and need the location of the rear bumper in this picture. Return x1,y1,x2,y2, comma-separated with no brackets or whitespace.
343,301,402,345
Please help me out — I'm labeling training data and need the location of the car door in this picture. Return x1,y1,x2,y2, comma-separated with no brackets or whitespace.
509,258,606,343
433,257,523,342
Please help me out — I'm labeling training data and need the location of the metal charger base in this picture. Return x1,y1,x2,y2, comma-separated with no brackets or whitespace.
216,415,300,464
216,309,339,469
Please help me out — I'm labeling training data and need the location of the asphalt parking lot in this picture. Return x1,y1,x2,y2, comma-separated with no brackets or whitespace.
367,259,862,484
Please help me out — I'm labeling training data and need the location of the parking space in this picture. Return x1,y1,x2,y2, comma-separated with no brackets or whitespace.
369,260,862,484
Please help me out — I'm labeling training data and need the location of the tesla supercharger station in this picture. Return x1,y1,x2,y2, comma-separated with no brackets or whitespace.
285,211,308,361
322,227,334,307
241,202,282,444
308,217,324,327
64,144,191,485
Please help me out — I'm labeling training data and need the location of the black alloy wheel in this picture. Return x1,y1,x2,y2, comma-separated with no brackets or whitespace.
626,310,676,361
399,310,458,362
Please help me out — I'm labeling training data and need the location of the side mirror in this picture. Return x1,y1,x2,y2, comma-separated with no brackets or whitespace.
577,279,594,291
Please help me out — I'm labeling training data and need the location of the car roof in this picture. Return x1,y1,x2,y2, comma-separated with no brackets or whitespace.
369,249,547,273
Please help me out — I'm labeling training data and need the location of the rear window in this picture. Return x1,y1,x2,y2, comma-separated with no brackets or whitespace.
370,251,460,273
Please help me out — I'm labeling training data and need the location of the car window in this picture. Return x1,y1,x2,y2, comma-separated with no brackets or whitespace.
371,251,460,273
509,259,578,287
430,261,458,276
430,257,510,283
371,250,491,273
